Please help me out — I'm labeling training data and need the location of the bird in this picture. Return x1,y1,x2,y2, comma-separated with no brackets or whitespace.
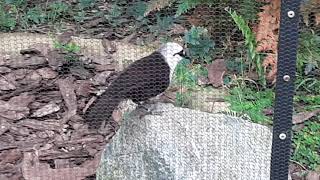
84,42,184,129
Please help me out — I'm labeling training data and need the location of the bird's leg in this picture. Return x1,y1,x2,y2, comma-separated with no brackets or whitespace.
136,101,163,116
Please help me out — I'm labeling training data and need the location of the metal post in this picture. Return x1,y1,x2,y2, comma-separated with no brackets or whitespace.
271,0,301,179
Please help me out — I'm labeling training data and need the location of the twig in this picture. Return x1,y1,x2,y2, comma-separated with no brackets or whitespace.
289,159,308,171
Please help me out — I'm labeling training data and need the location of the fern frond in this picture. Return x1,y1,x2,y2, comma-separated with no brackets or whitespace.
227,8,266,87
175,0,200,17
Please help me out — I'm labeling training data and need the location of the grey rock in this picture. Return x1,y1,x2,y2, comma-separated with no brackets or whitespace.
97,103,273,180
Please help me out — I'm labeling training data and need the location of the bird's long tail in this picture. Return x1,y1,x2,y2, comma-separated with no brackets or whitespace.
84,85,123,129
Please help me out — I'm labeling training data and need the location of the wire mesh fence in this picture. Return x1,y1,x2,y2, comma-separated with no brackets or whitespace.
0,0,318,180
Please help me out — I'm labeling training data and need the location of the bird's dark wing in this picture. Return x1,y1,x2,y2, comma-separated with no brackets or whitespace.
109,51,171,102
84,51,170,129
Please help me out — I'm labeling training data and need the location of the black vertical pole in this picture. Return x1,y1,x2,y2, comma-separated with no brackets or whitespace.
271,0,301,180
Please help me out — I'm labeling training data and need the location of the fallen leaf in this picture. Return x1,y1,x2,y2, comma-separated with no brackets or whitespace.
0,100,30,120
36,67,58,79
31,102,61,117
92,55,113,65
0,77,16,90
207,59,227,87
9,93,35,107
306,171,320,180
6,55,47,68
47,50,65,70
292,109,320,124
197,76,209,86
263,108,274,116
94,64,116,71
19,70,42,85
255,0,281,83
7,69,30,80
69,65,91,80
74,80,93,97
0,119,10,136
169,24,187,35
93,71,112,85
58,78,77,123
262,54,277,83
0,67,11,74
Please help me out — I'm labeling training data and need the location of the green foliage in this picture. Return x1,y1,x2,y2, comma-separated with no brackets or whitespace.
295,31,320,94
0,0,100,31
53,40,81,54
174,0,259,22
174,58,197,88
297,31,320,75
293,121,320,170
78,0,96,10
149,14,174,36
127,1,147,21
0,4,17,31
225,87,274,124
26,6,46,24
175,0,200,17
47,2,70,23
227,8,266,87
184,26,215,63
294,95,320,111
174,58,197,107
105,4,124,27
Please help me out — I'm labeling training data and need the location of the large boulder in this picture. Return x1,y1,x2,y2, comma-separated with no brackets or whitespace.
97,103,273,180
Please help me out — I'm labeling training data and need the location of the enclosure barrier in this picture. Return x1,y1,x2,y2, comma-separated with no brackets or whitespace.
0,0,317,180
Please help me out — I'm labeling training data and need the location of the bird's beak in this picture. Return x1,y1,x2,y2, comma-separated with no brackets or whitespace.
175,50,185,57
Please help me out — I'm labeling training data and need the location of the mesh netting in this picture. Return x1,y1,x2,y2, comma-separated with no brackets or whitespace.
0,0,318,180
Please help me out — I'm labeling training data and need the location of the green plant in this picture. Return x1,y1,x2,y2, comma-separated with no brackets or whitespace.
297,31,320,75
78,0,96,10
293,121,320,170
295,31,320,94
175,0,214,17
0,3,18,31
126,1,147,21
184,26,215,63
53,41,81,54
227,8,266,87
225,87,274,124
294,95,320,112
47,2,70,23
26,6,46,24
174,58,197,107
149,14,174,36
105,4,127,27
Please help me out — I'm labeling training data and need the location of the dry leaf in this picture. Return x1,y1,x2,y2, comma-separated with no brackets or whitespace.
292,109,320,124
255,0,281,84
207,59,227,87
262,54,277,83
306,171,320,180
144,0,175,17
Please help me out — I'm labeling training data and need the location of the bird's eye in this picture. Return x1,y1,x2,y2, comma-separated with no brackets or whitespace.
174,50,184,56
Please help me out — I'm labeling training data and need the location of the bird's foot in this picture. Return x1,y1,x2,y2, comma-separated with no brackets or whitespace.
137,103,163,116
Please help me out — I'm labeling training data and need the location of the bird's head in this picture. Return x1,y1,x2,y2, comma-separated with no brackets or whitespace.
158,42,185,79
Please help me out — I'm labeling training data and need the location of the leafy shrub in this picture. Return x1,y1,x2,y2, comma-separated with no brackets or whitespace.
293,121,320,170
227,8,266,87
225,87,274,124
184,26,215,63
